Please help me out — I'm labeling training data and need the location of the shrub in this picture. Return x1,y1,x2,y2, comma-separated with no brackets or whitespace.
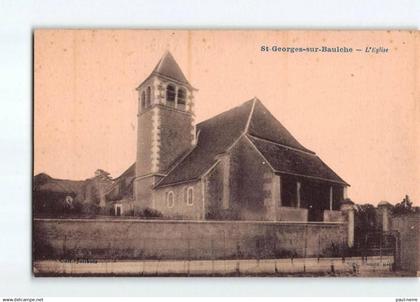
142,207,163,218
274,249,298,259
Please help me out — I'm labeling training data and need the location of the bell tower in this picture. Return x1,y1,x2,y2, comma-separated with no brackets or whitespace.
134,51,196,211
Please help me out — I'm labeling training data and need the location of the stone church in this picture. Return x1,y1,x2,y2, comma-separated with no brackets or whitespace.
112,51,349,222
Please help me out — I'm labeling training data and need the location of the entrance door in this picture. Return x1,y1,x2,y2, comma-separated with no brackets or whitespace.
115,205,122,216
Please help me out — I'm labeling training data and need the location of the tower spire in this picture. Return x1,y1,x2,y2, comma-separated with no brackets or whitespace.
151,51,190,85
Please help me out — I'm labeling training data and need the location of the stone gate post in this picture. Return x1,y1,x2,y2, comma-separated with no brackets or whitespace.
341,199,355,248
378,201,393,232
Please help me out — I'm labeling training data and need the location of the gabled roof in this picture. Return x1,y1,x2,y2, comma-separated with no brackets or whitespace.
155,98,348,188
137,51,192,89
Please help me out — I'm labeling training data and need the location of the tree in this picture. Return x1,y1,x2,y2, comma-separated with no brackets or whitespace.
393,195,415,216
92,169,114,208
81,169,114,207
354,203,379,247
94,169,113,181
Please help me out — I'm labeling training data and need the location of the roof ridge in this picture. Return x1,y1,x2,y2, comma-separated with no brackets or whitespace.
196,98,255,127
244,97,258,133
154,50,170,72
246,99,314,153
248,134,316,155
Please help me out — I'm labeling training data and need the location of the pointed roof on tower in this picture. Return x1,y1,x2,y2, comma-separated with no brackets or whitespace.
137,51,194,89
153,51,190,84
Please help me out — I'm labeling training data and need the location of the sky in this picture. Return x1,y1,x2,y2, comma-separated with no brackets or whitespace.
34,30,419,206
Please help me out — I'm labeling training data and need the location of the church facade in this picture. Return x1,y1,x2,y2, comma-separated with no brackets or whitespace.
132,52,349,222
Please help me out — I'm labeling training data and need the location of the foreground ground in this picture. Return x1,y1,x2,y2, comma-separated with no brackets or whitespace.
33,256,418,277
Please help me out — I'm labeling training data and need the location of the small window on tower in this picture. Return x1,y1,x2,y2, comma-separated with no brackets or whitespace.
177,88,186,110
141,91,146,109
166,84,176,107
146,86,152,107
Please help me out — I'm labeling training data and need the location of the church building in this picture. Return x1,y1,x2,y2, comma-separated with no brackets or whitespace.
132,51,349,222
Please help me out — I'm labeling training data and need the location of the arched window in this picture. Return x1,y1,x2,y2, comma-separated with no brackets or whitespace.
146,86,151,107
183,187,187,203
166,84,176,107
141,91,146,110
177,88,186,109
166,191,174,208
186,187,194,206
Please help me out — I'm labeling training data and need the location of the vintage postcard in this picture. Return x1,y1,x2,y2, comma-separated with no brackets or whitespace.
33,30,419,277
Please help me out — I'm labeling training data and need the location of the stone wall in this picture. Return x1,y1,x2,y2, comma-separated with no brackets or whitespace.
276,207,308,221
203,137,275,221
391,214,420,272
136,107,154,176
158,106,194,172
323,210,344,223
205,160,231,219
153,181,203,220
133,176,154,210
33,218,347,261
228,137,274,220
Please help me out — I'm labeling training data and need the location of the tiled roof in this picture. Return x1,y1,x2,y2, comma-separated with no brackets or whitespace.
247,100,314,154
248,136,348,185
155,98,348,187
